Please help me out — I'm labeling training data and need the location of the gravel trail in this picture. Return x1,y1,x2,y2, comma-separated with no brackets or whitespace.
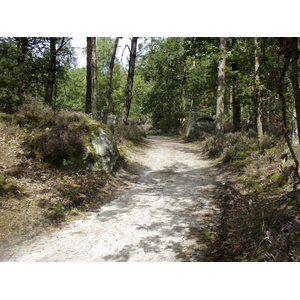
3,136,224,262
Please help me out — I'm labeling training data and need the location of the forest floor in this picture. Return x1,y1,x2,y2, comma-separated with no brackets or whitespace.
1,135,226,262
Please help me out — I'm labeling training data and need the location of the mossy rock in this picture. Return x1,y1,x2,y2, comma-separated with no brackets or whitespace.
26,114,120,174
62,118,120,174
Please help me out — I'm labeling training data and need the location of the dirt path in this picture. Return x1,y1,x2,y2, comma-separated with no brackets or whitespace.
3,136,225,262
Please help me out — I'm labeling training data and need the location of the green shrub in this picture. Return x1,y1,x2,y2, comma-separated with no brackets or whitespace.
0,112,12,122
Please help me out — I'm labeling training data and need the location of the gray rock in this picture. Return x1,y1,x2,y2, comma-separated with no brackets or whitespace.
62,121,119,174
84,128,120,174
106,115,122,126
185,111,215,138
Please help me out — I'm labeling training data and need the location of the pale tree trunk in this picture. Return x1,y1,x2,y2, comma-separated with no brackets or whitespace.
292,104,299,145
254,37,264,152
122,37,138,124
91,37,98,120
229,85,233,124
215,37,227,137
86,37,92,114
103,37,121,123
291,37,300,144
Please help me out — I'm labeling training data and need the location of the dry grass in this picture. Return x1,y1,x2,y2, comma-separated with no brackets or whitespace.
198,131,300,261
0,121,117,256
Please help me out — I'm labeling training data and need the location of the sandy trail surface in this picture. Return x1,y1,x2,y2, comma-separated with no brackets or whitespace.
3,136,225,262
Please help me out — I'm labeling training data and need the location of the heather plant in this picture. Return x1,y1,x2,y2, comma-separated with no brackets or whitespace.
13,95,55,128
17,104,93,165
36,124,85,164
58,110,92,124
203,126,280,164
265,219,300,261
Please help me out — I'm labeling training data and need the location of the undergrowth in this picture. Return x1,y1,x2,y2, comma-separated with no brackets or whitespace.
108,123,146,157
199,125,300,261
12,96,96,166
0,96,130,256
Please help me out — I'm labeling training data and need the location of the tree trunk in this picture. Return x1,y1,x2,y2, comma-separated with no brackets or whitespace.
17,37,28,105
215,37,227,138
277,39,300,200
291,37,300,144
229,85,233,124
254,37,264,152
45,37,56,106
122,37,138,124
103,37,121,123
86,37,92,114
181,61,187,114
91,37,98,120
292,104,299,145
231,38,240,131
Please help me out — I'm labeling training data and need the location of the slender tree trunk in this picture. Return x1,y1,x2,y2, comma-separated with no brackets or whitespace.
292,104,299,145
53,82,57,111
86,37,92,114
17,37,28,105
291,37,300,144
231,38,240,131
45,37,56,106
91,37,98,120
254,37,264,151
181,61,187,113
229,85,233,124
215,37,227,137
103,37,121,123
122,37,138,124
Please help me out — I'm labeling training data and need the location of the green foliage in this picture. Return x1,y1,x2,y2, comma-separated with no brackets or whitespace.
0,39,23,112
0,112,12,122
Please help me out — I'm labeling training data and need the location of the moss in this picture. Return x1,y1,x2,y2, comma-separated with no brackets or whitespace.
270,172,285,187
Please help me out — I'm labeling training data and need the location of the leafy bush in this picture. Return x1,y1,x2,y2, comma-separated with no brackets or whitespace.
0,112,12,122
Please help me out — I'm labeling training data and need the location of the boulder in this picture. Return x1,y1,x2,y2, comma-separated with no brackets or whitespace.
62,118,120,174
185,111,215,138
83,128,120,173
106,114,121,126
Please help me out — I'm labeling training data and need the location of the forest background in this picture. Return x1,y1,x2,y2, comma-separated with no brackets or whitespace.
1,1,299,300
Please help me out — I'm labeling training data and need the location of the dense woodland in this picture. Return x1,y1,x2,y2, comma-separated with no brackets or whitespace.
1,37,300,261
1,37,300,136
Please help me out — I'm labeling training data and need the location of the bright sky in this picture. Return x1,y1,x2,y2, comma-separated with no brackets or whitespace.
71,37,132,68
